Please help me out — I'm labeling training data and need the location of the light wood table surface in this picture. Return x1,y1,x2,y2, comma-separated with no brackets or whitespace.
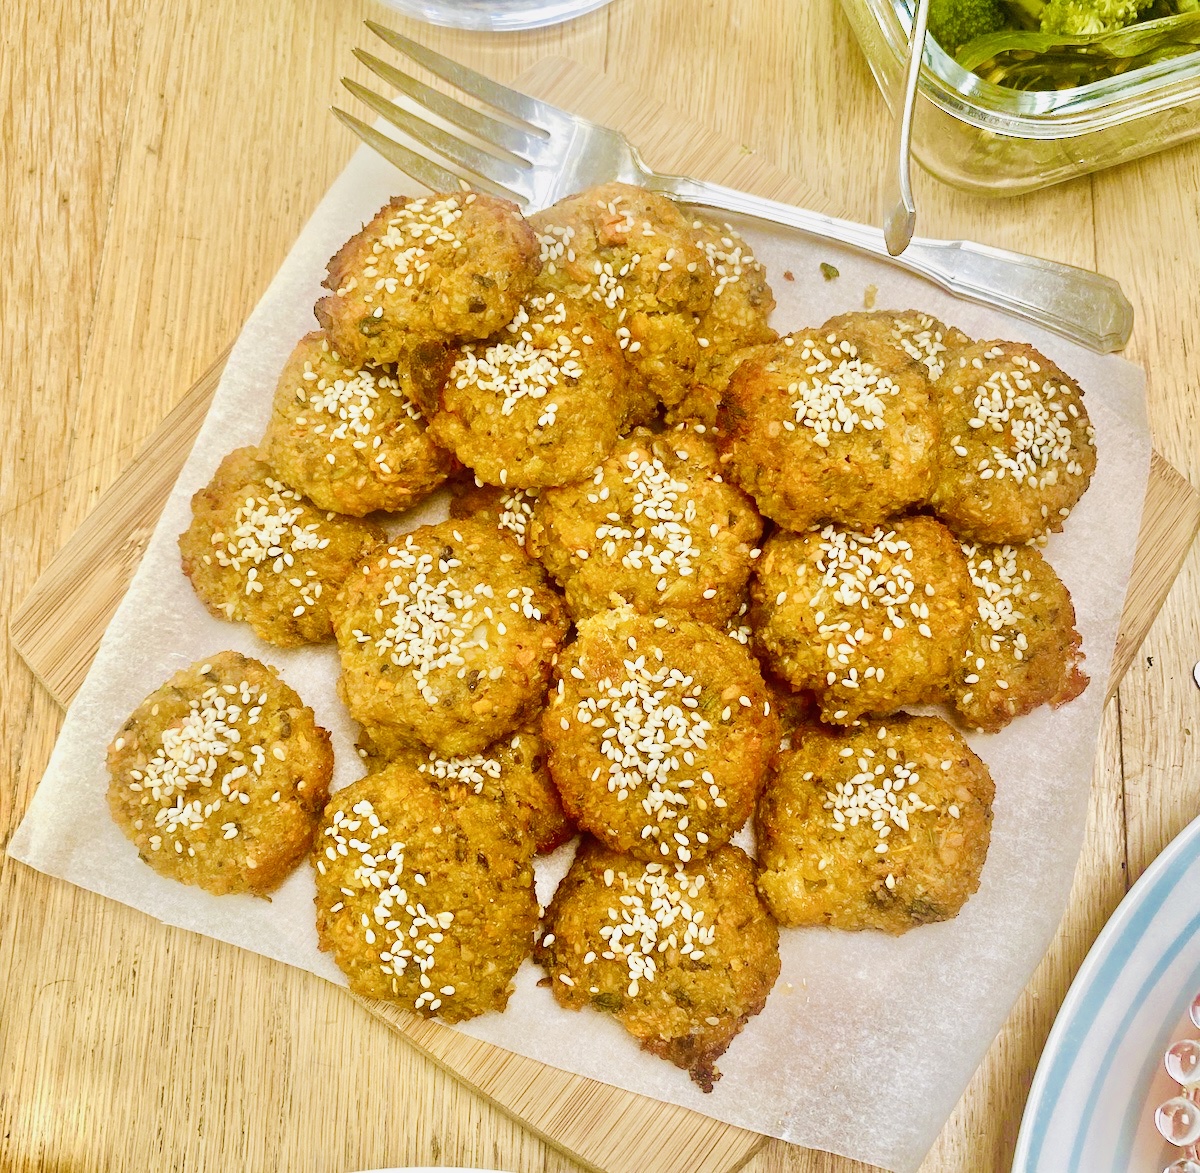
4,0,1200,1170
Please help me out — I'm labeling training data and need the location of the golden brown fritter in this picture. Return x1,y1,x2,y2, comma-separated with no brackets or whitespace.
313,762,538,1021
929,341,1097,543
750,517,974,724
717,325,940,531
427,293,644,489
820,309,971,383
315,191,540,366
356,718,574,855
953,541,1088,732
673,217,778,426
448,478,539,551
107,651,332,897
179,448,384,647
536,839,779,1091
332,517,568,757
755,715,994,933
543,608,777,863
530,182,714,415
259,331,454,517
527,426,763,626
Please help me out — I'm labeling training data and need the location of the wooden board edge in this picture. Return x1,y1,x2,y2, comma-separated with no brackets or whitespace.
1107,449,1200,700
354,993,768,1173
9,346,232,704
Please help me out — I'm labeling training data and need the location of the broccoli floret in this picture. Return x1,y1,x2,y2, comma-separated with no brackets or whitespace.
1039,0,1156,31
929,0,1012,52
1004,0,1156,33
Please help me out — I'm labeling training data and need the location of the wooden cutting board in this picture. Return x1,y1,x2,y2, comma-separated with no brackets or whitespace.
10,55,1200,1173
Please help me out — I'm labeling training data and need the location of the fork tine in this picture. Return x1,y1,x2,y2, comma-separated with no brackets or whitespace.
341,79,530,200
331,107,510,199
365,21,559,131
351,49,542,158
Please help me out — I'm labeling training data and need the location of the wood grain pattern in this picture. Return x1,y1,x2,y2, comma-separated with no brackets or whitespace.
4,3,1200,1172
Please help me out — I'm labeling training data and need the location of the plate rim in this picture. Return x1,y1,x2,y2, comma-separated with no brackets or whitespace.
1012,808,1200,1171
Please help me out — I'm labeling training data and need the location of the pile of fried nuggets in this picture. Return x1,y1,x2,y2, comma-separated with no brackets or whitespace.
105,182,1095,1090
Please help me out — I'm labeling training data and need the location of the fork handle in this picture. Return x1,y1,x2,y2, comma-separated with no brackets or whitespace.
657,175,1134,353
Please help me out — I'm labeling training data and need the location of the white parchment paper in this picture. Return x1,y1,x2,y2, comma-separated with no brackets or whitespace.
8,143,1151,1173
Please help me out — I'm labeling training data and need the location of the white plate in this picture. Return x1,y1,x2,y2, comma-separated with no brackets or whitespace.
1013,811,1200,1172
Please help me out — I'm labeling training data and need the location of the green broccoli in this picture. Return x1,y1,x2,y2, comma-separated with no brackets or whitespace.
1006,0,1156,34
928,0,1012,53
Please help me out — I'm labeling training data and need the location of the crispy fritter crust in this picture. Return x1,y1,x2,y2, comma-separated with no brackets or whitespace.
750,517,974,724
717,325,939,531
543,608,777,863
755,715,994,933
820,309,971,383
527,427,763,625
107,651,332,896
448,478,539,550
259,331,454,517
315,191,540,365
332,518,568,757
929,341,1097,543
536,840,780,1091
356,718,574,854
953,541,1088,732
313,763,537,1021
673,217,778,426
530,182,714,414
428,293,643,488
179,448,383,647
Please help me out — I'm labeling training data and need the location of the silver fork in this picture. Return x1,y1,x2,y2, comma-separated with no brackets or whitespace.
333,22,1133,354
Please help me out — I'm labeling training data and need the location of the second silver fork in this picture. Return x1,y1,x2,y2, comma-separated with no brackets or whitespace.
334,23,1133,354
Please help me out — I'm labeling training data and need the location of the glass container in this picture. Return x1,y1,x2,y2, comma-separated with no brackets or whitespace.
839,0,1200,193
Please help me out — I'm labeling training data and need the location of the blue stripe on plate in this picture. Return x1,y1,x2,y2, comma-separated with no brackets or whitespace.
1068,910,1200,1170
1013,814,1200,1172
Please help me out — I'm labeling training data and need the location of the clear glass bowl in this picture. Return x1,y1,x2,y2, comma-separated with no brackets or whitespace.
372,0,615,32
838,0,1200,193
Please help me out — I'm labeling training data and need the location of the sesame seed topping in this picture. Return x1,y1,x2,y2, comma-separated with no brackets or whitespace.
210,477,330,615
787,335,900,449
596,861,713,996
450,295,585,423
119,678,277,846
571,652,713,860
323,797,455,1014
357,536,504,707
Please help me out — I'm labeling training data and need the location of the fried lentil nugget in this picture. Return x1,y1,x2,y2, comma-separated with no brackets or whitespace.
332,517,568,757
259,331,454,517
313,762,538,1022
673,217,778,426
543,608,777,864
536,839,780,1091
179,448,384,647
953,541,1088,732
750,517,974,724
820,309,971,383
107,651,332,897
531,182,714,415
527,427,763,626
755,715,994,933
356,718,574,854
717,326,940,531
448,478,539,551
315,191,540,366
427,293,644,489
929,341,1097,543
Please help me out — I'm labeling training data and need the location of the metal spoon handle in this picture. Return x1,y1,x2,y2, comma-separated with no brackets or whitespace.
885,0,932,256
